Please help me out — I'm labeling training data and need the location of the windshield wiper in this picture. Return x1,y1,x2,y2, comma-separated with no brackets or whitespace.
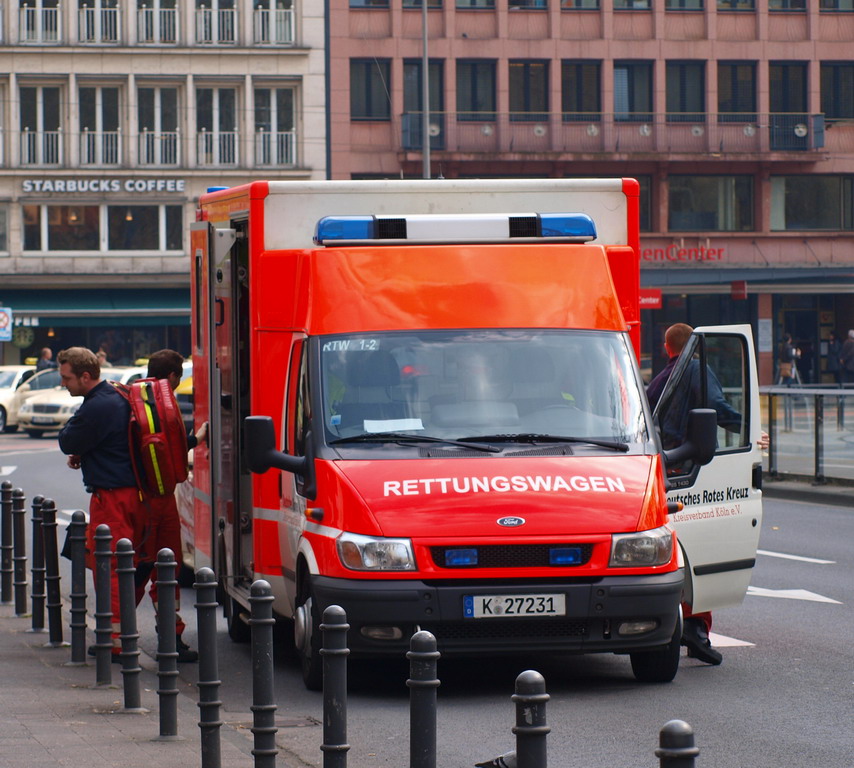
456,433,630,453
329,432,501,453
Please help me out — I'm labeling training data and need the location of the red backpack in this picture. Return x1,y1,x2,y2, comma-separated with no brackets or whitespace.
113,378,189,497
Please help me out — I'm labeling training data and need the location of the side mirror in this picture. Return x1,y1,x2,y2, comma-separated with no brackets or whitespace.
662,408,717,469
244,415,306,475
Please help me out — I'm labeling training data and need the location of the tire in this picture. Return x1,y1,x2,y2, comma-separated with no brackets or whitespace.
630,615,682,684
25,429,45,438
0,407,6,432
294,573,322,691
224,596,251,643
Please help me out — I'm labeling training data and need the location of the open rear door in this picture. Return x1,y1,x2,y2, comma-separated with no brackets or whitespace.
652,324,763,614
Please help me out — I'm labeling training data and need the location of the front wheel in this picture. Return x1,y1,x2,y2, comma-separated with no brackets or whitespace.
294,578,322,691
0,407,7,432
629,614,682,683
25,429,45,438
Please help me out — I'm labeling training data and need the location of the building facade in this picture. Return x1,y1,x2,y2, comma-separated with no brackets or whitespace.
0,0,325,364
331,0,854,384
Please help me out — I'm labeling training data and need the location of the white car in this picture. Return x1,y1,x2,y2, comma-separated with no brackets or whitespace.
0,365,38,432
0,366,62,433
17,367,147,437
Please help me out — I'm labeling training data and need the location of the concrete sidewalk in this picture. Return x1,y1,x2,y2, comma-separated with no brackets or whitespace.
0,602,256,768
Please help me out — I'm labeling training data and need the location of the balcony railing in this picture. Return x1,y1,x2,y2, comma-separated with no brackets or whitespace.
19,6,60,43
254,130,296,166
137,6,178,43
78,6,120,43
80,130,121,165
138,130,180,165
197,130,238,165
21,130,62,165
195,7,236,44
253,8,294,45
397,112,827,155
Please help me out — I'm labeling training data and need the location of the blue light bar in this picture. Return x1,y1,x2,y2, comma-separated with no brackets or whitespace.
549,546,583,566
444,548,479,567
313,213,597,246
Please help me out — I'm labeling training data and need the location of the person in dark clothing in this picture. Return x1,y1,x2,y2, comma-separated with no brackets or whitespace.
36,347,57,371
57,346,147,658
826,331,842,387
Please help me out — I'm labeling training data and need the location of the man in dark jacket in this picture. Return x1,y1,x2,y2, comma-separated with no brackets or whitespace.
57,346,147,657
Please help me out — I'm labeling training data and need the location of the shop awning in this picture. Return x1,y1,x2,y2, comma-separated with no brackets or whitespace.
642,267,854,293
0,288,190,327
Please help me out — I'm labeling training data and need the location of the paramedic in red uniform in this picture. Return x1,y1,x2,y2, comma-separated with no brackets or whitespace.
57,346,148,658
136,349,208,662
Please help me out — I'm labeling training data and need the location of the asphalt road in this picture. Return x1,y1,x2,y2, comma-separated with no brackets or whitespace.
2,431,852,768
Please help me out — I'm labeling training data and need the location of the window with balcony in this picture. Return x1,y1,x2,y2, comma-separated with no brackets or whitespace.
457,60,496,121
138,86,179,165
561,61,600,121
196,87,238,165
668,176,753,232
666,62,704,122
821,63,854,120
79,0,120,43
80,87,120,165
196,0,235,45
255,87,296,166
771,176,854,230
20,86,61,165
770,62,808,149
718,62,756,121
137,0,178,44
23,204,182,252
403,59,445,150
350,59,391,120
509,60,549,122
19,0,60,43
820,0,854,10
614,61,652,122
254,0,293,46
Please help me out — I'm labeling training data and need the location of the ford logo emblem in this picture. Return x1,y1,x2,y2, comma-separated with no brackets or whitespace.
497,516,525,527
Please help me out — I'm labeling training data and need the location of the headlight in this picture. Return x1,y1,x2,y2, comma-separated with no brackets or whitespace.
19,403,32,414
610,526,673,567
337,532,416,571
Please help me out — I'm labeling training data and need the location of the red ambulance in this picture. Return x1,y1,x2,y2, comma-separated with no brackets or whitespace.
187,179,763,689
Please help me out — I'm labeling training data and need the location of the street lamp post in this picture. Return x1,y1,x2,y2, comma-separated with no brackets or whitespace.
421,0,430,179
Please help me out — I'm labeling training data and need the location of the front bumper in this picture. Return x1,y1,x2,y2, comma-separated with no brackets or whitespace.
309,569,684,658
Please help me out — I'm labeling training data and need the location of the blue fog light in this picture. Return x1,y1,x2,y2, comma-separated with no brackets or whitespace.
445,548,478,566
550,547,583,565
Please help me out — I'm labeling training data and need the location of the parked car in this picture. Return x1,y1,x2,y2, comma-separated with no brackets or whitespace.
1,367,63,433
0,365,37,432
17,367,146,437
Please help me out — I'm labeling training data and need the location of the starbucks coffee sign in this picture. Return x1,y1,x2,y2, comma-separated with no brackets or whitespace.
22,178,186,194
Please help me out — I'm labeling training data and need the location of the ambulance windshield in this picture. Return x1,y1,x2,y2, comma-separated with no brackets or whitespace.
319,330,648,448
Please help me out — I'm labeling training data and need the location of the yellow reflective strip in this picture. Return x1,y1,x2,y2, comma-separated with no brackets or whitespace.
148,442,165,495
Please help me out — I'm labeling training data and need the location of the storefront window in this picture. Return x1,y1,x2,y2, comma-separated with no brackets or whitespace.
771,175,854,230
668,175,753,231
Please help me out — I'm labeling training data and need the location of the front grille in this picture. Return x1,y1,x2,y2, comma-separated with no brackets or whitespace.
427,618,588,642
431,543,594,569
32,404,61,414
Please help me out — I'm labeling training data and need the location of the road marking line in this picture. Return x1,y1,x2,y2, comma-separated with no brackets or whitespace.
757,549,835,565
709,632,754,648
0,465,16,476
747,586,842,604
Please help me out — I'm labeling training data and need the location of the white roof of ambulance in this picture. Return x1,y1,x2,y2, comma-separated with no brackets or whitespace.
257,179,632,250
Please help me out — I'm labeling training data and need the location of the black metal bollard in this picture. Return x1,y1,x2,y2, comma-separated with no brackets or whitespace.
116,538,145,712
41,499,67,648
512,671,550,768
321,605,350,768
194,567,223,768
656,720,699,768
29,495,46,633
12,488,28,617
407,630,439,768
93,523,114,684
154,547,180,740
249,579,278,768
0,480,12,604
67,511,88,664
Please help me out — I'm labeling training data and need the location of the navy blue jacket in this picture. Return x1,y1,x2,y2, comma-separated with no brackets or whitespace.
58,380,137,490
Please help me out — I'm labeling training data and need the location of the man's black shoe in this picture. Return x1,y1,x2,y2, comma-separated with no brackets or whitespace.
87,645,122,663
176,636,199,663
681,618,723,665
